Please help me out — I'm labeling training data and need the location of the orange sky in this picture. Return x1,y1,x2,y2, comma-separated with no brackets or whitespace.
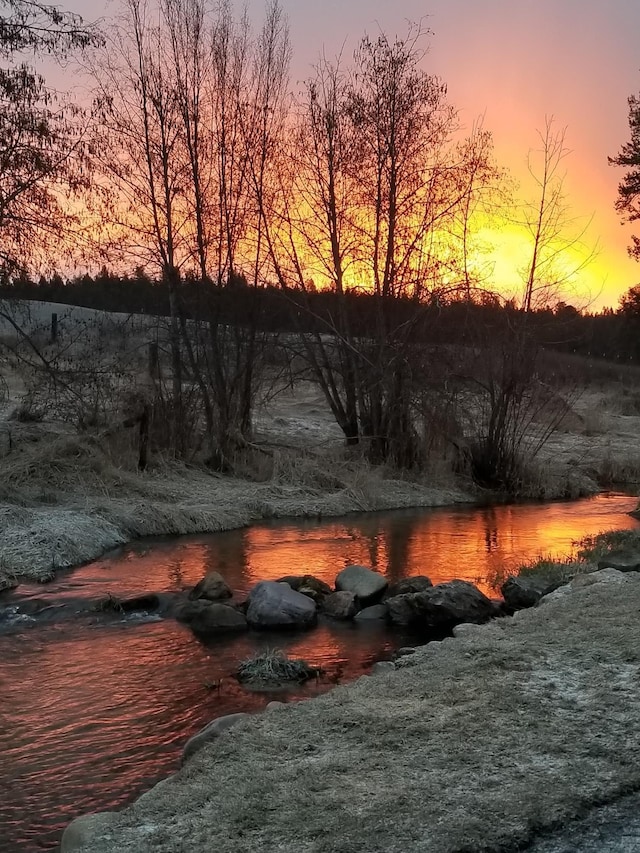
66,0,640,309
240,0,640,310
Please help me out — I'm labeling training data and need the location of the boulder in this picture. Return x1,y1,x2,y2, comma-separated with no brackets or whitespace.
335,565,388,604
371,660,396,676
386,576,433,597
61,812,118,852
321,591,358,620
354,604,388,622
246,581,317,629
395,646,417,658
597,552,640,573
188,571,232,602
174,599,247,635
182,712,251,765
387,580,499,631
501,574,561,610
277,575,332,602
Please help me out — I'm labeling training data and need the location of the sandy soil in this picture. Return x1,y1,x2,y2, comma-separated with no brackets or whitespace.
61,568,640,852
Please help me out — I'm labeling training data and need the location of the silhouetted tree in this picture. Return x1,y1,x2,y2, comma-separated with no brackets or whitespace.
0,0,99,277
610,93,640,260
620,283,640,315
521,118,594,312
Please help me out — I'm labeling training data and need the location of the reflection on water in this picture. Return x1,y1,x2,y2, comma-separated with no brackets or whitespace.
0,619,403,852
0,492,638,851
15,491,640,604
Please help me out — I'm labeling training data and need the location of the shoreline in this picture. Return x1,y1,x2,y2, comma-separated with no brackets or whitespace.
0,447,475,589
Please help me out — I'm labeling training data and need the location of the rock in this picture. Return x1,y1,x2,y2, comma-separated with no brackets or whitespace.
452,622,482,638
61,811,118,852
277,575,332,602
182,712,251,764
335,565,388,604
321,591,358,620
246,581,317,629
354,604,388,622
266,701,287,710
395,646,417,658
0,578,17,593
188,571,232,602
386,576,433,597
13,598,50,616
371,661,395,675
572,568,630,587
119,593,161,612
387,580,499,631
597,552,640,573
174,600,247,635
501,574,561,611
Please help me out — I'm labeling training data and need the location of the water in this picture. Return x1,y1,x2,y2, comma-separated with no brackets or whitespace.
0,492,638,851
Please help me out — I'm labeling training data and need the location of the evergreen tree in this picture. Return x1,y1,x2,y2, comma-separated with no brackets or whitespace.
610,93,640,260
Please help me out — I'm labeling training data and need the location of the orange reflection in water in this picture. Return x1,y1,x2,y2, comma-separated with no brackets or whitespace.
51,493,637,602
26,493,639,606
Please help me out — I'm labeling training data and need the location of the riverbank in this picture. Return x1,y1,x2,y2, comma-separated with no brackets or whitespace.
0,429,473,590
2,376,635,591
62,566,640,852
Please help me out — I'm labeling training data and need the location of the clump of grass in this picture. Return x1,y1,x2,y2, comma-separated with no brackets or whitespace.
488,554,589,592
92,592,124,613
594,454,640,488
10,402,45,423
236,648,321,686
577,529,640,563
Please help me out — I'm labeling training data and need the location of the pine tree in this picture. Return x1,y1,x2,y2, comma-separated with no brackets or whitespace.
610,94,640,260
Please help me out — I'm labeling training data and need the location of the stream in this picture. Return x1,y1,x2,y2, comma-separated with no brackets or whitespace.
1,492,638,852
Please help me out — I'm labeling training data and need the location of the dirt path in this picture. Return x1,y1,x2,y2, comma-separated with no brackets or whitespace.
62,568,640,852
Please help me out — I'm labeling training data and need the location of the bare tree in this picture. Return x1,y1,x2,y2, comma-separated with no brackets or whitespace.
0,0,100,279
520,118,594,313
267,25,496,467
89,0,290,467
90,0,193,453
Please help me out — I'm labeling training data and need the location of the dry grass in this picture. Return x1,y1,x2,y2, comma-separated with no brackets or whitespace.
1,325,639,586
577,528,640,562
236,649,320,685
488,553,592,592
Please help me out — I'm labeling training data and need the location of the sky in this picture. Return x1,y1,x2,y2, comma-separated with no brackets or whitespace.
76,0,640,309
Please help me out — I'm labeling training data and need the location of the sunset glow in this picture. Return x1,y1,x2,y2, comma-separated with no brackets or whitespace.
44,0,640,306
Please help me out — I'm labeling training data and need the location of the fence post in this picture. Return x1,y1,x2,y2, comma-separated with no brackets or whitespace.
148,341,159,380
